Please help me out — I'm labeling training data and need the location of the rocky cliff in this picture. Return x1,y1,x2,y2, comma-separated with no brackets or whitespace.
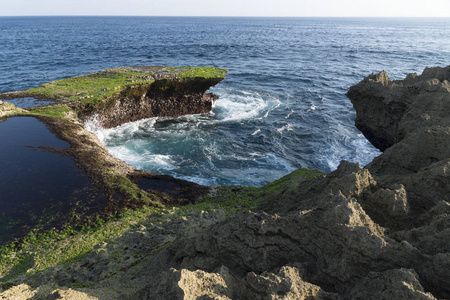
0,66,227,128
1,66,450,299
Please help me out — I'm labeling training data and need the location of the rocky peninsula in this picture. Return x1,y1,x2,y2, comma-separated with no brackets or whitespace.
1,65,450,299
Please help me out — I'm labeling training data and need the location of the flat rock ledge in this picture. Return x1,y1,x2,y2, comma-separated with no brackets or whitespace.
0,66,227,128
2,66,450,299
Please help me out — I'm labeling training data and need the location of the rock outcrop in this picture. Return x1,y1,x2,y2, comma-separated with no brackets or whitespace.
92,79,220,128
0,66,227,128
347,66,450,152
0,100,24,118
2,66,450,299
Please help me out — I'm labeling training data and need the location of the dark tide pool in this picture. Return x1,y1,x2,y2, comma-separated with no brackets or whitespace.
3,97,55,108
0,117,106,243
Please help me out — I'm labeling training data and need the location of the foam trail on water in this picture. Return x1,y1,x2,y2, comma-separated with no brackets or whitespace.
251,129,261,136
277,124,294,134
285,110,294,119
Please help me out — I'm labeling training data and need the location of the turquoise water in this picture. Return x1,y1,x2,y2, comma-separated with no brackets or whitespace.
1,17,449,186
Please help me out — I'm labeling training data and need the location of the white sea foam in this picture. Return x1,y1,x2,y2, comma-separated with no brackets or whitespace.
285,110,294,119
211,89,280,122
108,145,176,171
277,124,294,134
307,104,318,112
84,114,102,133
214,95,267,121
86,116,158,144
251,129,261,136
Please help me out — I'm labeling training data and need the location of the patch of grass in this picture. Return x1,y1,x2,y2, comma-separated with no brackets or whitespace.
0,203,207,284
27,105,72,119
166,67,228,79
261,168,325,194
106,175,165,207
0,206,159,282
22,67,226,108
182,186,259,214
183,168,325,214
25,70,154,105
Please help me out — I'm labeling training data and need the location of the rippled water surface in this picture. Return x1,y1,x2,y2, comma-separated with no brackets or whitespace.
1,17,449,186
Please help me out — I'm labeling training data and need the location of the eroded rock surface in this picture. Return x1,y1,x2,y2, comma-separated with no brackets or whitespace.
91,79,222,129
347,66,450,152
2,66,450,299
0,100,24,118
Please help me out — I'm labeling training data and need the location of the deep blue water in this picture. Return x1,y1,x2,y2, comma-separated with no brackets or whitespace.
1,17,449,186
0,117,106,242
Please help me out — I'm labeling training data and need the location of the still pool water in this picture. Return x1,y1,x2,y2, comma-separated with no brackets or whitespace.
0,116,106,243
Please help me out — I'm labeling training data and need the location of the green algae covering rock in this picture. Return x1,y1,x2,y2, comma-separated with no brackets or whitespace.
0,66,227,127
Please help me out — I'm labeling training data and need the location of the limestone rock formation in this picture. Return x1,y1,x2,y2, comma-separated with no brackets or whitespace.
347,65,450,152
2,66,450,299
0,100,23,118
0,66,227,128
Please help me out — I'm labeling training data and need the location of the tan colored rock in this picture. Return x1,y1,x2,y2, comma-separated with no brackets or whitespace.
177,267,232,300
0,284,37,300
173,264,337,300
348,269,436,300
242,265,338,300
360,184,411,231
0,100,24,118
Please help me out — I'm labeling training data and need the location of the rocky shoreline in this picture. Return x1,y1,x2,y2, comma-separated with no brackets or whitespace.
0,66,226,244
1,65,450,299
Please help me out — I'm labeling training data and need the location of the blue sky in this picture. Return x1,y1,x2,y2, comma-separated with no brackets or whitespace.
1,0,450,17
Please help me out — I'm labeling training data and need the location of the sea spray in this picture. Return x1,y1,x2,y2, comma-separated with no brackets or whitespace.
84,88,300,186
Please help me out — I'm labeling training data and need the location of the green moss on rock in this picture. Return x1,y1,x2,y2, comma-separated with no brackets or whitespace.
18,66,226,106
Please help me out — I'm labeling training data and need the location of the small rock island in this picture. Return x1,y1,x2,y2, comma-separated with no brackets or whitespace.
1,65,450,299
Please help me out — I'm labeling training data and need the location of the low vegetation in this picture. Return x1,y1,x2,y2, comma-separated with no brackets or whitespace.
18,66,227,106
0,168,323,287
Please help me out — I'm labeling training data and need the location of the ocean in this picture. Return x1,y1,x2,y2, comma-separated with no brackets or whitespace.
1,17,449,186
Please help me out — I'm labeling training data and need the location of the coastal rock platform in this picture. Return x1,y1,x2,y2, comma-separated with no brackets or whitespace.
1,66,450,299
